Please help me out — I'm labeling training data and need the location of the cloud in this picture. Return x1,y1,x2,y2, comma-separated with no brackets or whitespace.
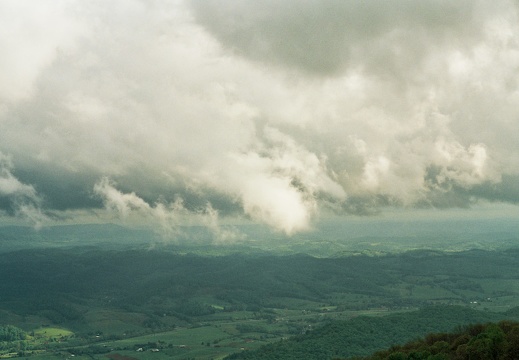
0,152,47,228
0,154,36,198
1,1,519,233
189,0,481,77
202,203,244,244
0,0,87,102
93,177,184,236
94,177,244,242
217,126,345,234
93,177,151,218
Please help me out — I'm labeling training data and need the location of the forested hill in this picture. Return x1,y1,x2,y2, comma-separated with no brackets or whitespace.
358,320,519,360
3,248,519,331
225,306,519,360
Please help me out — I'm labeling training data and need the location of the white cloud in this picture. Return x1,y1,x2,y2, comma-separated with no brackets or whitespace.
202,203,244,244
432,141,497,188
0,1,519,232
93,177,151,218
0,0,87,102
94,178,244,242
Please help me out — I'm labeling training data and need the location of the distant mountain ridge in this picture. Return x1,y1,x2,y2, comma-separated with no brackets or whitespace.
1,218,519,255
0,223,155,252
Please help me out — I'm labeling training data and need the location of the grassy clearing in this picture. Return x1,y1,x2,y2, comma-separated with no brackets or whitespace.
0,353,19,359
33,327,74,338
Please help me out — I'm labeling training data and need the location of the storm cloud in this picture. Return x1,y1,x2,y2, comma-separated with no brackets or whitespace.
1,0,518,234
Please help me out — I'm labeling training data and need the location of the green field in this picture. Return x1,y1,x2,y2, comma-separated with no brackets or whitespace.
33,327,74,338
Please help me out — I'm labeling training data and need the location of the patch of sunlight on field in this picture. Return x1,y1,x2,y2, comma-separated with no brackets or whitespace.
34,327,74,338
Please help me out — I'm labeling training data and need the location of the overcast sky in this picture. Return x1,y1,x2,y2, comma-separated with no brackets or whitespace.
1,0,519,237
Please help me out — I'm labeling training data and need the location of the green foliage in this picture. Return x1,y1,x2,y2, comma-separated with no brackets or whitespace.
174,300,216,317
5,247,519,323
360,321,519,360
3,246,519,359
225,306,504,360
0,325,26,341
235,323,268,334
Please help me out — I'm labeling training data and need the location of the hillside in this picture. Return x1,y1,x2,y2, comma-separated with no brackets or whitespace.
2,247,519,358
358,320,519,360
225,306,517,360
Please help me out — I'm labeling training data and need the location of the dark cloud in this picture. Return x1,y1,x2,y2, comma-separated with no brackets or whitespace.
14,168,101,211
470,175,519,204
190,0,477,77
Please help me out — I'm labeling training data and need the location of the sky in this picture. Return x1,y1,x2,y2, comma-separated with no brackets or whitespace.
1,0,519,238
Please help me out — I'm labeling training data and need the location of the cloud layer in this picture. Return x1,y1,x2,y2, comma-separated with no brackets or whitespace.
1,0,519,234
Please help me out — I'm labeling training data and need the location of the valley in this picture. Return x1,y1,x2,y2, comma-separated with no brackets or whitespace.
1,225,519,359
